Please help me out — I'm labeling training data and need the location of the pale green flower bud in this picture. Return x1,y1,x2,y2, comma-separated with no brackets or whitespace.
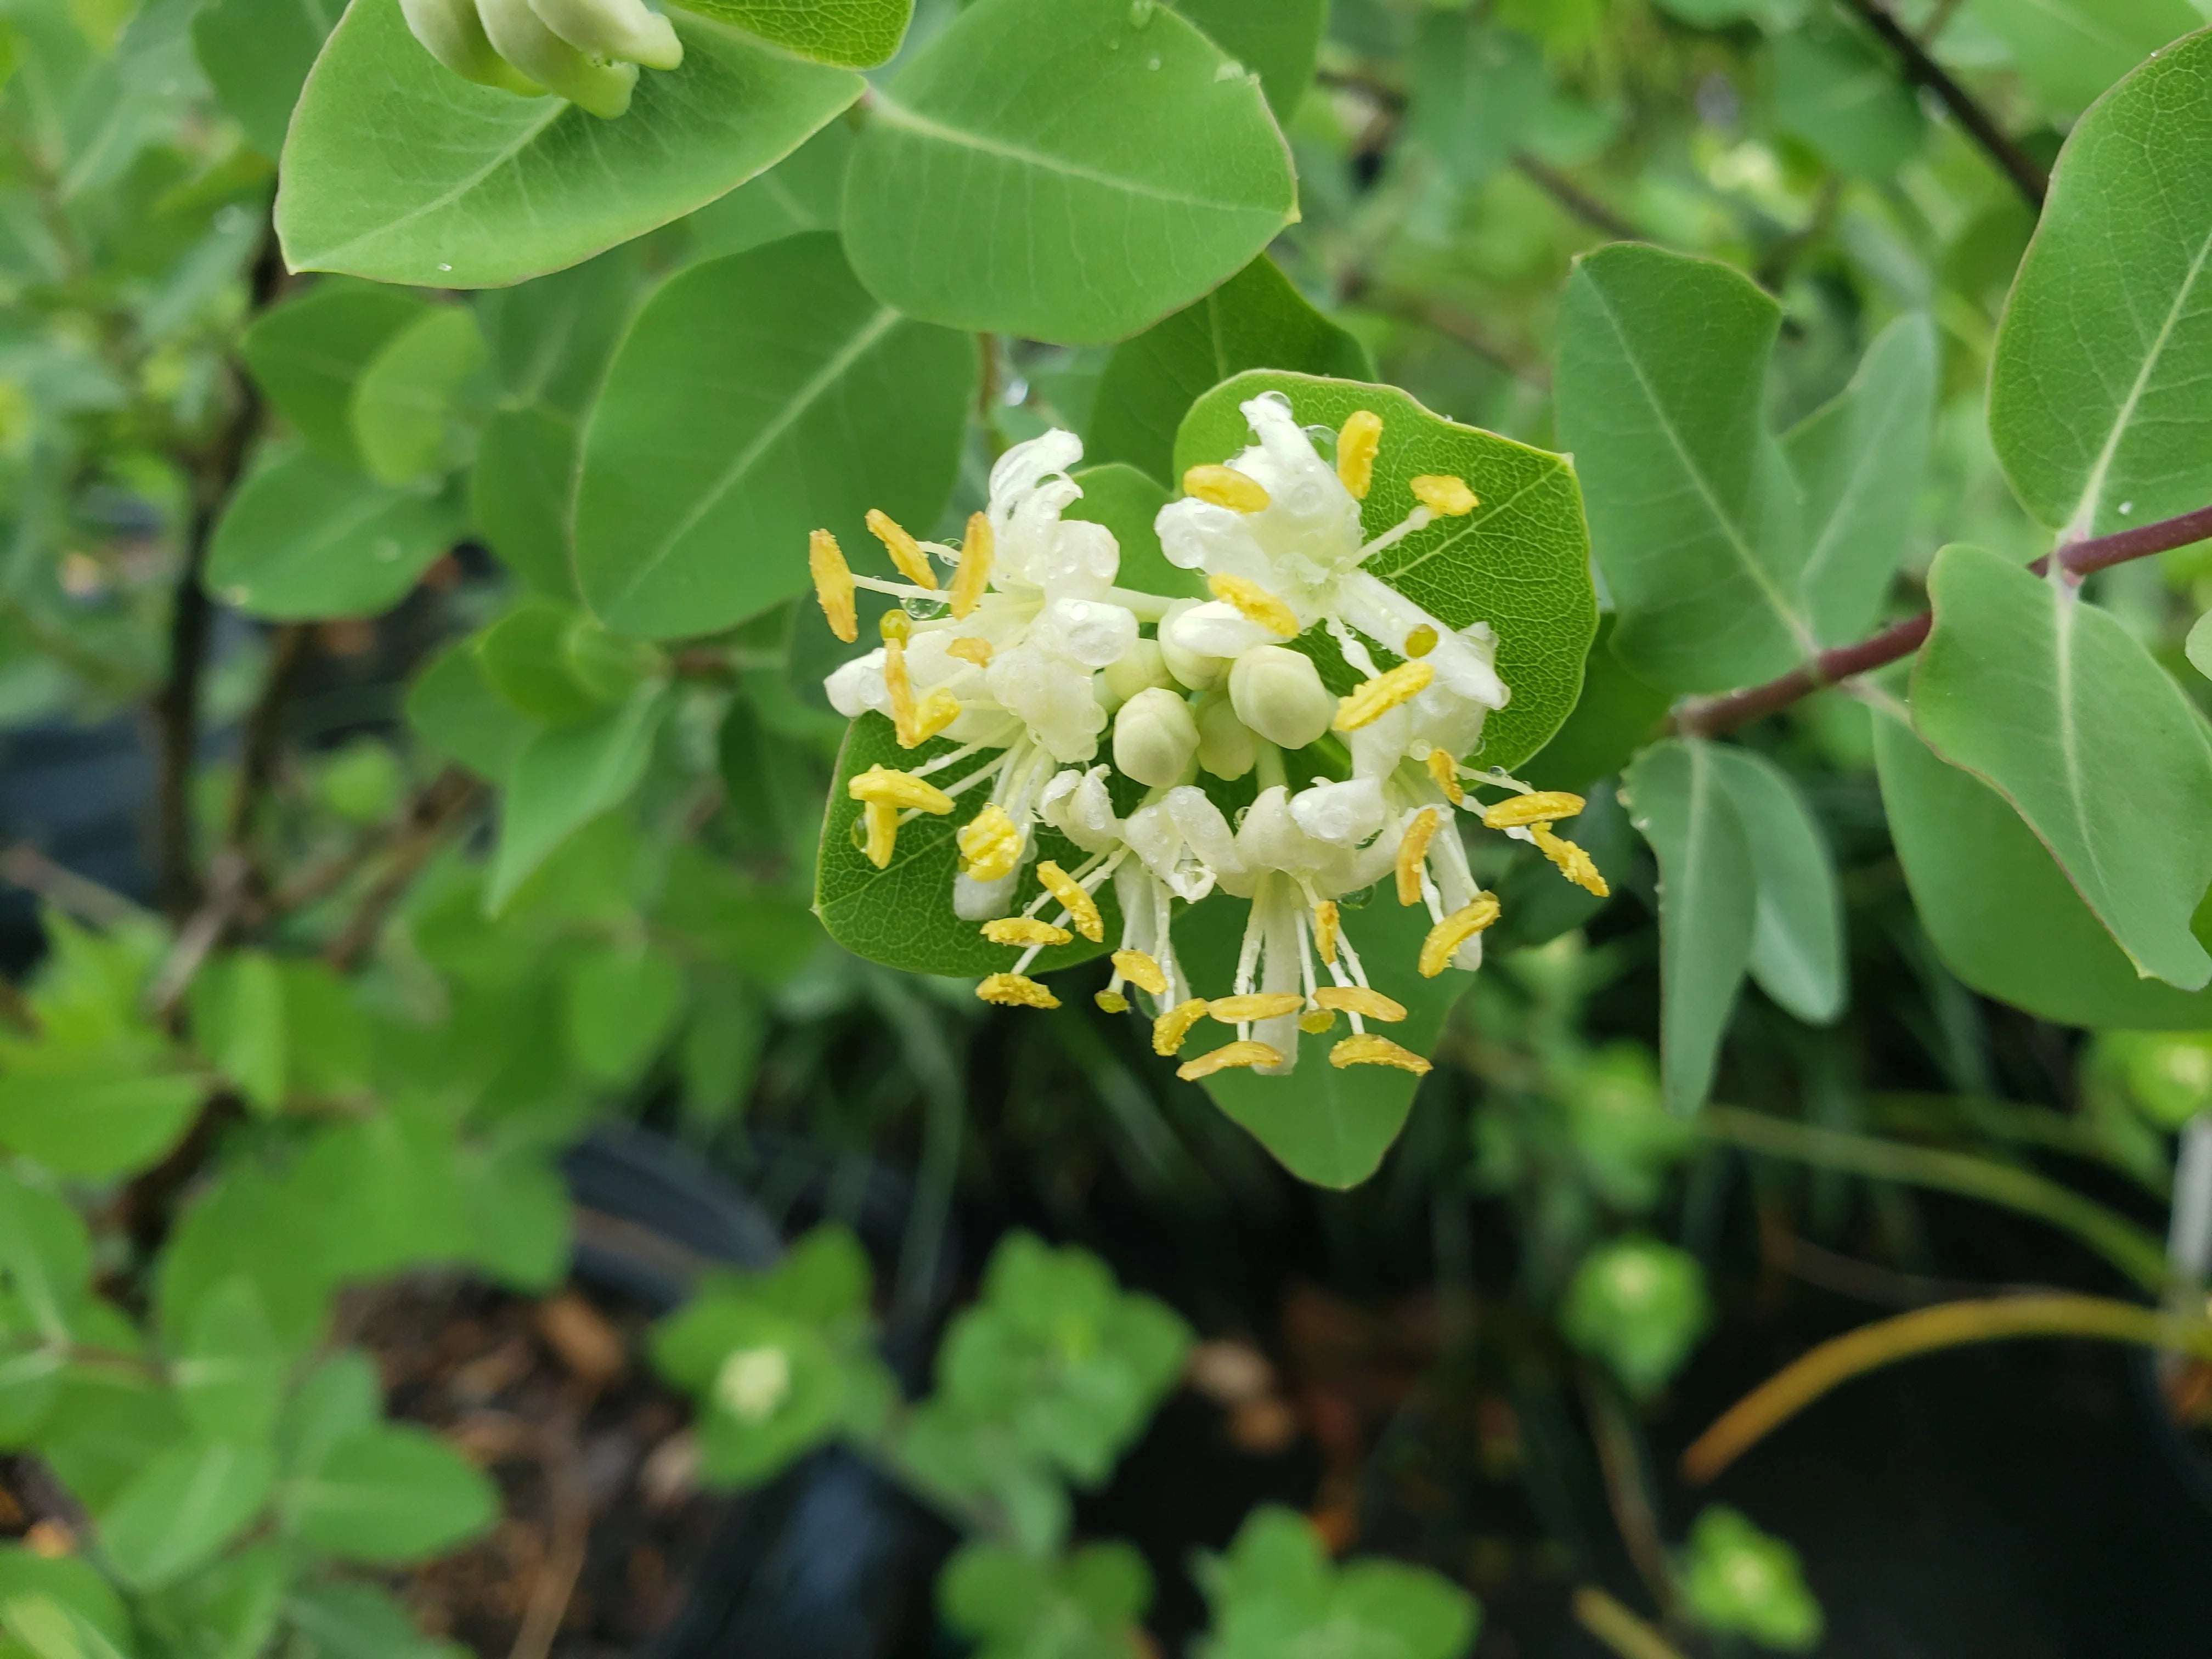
1195,693,1256,781
1101,637,1173,709
477,0,638,117
1113,687,1199,788
399,0,543,92
1228,644,1334,749
529,0,682,70
1159,599,1227,690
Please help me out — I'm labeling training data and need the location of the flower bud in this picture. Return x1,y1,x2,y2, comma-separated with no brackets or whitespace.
1101,637,1172,707
1113,687,1199,788
477,0,637,116
1228,645,1335,749
401,0,545,88
528,0,681,69
1195,694,1255,781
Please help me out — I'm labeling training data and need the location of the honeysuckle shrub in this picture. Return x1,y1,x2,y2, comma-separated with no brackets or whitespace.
0,0,2207,1650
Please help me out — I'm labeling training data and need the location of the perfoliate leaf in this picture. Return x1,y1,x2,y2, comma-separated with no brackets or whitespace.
1086,257,1371,486
1556,244,1808,692
276,0,862,287
1962,0,2197,114
1875,706,2212,1024
206,449,462,620
1622,739,1756,1116
348,306,487,486
1175,371,1597,775
1707,747,1844,1026
1913,544,2212,991
842,0,1297,345
574,233,973,640
1990,29,2212,537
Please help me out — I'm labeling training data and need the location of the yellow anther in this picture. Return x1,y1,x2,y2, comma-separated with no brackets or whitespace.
1409,475,1478,516
879,608,911,644
1207,572,1299,639
950,512,992,619
1404,624,1438,659
1336,410,1382,500
982,917,1073,947
947,636,993,666
911,689,961,744
978,973,1059,1009
1183,463,1271,514
1532,823,1611,897
1424,748,1464,805
1153,998,1211,1056
809,529,856,643
1313,899,1340,965
847,765,954,814
883,636,920,745
1330,1035,1432,1075
1334,660,1434,731
958,804,1023,882
1036,861,1103,943
1299,1010,1336,1034
1209,992,1306,1023
860,800,897,869
866,509,937,590
1177,1040,1283,1082
1480,790,1586,830
1313,986,1408,1023
1111,950,1169,997
1419,896,1500,978
1096,989,1130,1014
1396,807,1441,906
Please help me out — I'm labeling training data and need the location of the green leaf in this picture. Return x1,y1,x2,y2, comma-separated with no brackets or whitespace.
284,1426,498,1562
488,684,673,912
0,1063,204,1178
574,232,974,640
1876,707,2212,1024
1990,29,2212,538
0,1553,132,1659
190,951,288,1113
1086,257,1372,485
471,407,580,600
1169,0,1324,116
1408,15,1544,187
842,0,1297,345
1707,747,1844,1026
475,246,640,418
1556,243,1808,692
98,1438,277,1591
1785,313,1936,645
39,1369,193,1514
680,120,850,260
240,283,432,463
134,1542,292,1659
1913,543,2212,990
1180,895,1464,1189
405,640,537,779
276,0,862,287
286,1582,465,1659
1197,1506,1481,1659
1771,16,1925,181
476,602,610,724
1522,619,1670,795
1064,464,1204,602
940,1540,1152,1659
349,307,487,486
274,1352,379,1478
206,449,462,620
668,0,909,66
1175,370,1598,775
1680,1506,1823,1652
174,1276,285,1445
2191,611,2212,680
1963,0,2197,114
562,940,684,1082
191,0,339,156
816,715,1119,977
0,1174,91,1345
1623,739,1756,1115
459,1142,569,1289
1560,1235,1710,1395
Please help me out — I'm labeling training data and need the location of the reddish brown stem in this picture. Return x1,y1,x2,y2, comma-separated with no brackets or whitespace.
1674,500,2212,738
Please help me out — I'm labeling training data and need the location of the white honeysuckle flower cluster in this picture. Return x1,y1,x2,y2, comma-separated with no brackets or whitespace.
813,395,1608,1084
400,0,680,117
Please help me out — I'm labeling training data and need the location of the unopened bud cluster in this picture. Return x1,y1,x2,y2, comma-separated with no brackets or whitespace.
400,0,681,117
815,394,1608,1082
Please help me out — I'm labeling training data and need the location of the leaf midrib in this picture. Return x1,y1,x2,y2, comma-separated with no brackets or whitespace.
294,101,568,266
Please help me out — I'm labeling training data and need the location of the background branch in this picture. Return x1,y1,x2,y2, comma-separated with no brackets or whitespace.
1837,0,2048,209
